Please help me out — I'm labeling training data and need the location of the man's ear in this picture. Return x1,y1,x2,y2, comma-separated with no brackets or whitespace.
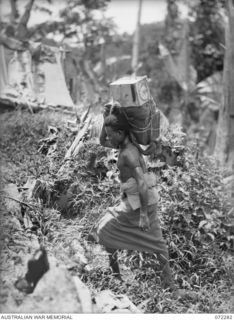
118,130,124,137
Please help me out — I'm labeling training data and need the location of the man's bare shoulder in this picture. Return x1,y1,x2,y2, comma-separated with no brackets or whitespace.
122,143,141,166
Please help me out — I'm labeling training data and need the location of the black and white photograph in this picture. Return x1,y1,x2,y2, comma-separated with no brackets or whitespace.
0,0,233,316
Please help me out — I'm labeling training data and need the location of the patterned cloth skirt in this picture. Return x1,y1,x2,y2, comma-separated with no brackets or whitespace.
91,197,169,258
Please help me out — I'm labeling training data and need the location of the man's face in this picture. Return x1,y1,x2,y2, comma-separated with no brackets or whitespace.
105,126,125,147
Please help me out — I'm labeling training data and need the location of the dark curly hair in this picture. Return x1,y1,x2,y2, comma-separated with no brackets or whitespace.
104,104,130,134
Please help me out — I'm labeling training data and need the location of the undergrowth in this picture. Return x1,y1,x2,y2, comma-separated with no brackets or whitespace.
0,109,73,184
1,110,233,313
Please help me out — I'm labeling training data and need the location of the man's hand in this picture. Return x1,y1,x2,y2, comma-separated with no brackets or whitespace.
103,102,112,118
103,101,121,118
139,209,150,232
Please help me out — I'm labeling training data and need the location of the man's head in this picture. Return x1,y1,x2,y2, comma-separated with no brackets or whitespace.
104,105,129,148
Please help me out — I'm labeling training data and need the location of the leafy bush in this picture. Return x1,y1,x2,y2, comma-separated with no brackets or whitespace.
148,126,233,287
2,110,233,313
49,140,120,221
159,156,231,282
81,125,234,312
0,110,72,184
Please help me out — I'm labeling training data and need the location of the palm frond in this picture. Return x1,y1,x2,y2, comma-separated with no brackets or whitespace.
196,72,223,111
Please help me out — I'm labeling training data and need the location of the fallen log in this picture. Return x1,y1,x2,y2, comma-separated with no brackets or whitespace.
57,115,92,176
0,96,77,115
73,140,84,158
80,104,91,123
64,115,92,160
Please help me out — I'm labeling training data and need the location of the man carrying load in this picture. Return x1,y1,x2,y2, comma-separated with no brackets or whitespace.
89,76,185,297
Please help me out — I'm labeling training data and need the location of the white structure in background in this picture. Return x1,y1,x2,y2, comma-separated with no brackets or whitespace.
0,44,74,109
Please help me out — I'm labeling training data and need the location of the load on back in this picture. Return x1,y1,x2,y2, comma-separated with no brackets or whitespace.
109,75,161,155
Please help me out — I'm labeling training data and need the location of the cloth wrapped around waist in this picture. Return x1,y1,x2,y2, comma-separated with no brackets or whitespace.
120,172,158,211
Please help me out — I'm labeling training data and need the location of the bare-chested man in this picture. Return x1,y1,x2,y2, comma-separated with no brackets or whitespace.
89,103,181,293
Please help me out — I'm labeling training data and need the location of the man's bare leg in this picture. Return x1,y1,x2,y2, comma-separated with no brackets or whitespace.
157,253,176,290
157,253,188,298
106,247,121,279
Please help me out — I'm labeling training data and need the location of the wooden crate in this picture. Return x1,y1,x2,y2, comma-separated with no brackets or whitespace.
110,76,151,107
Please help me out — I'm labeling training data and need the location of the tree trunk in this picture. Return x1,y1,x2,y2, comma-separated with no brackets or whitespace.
214,0,234,199
131,0,142,75
9,0,19,23
16,0,35,39
164,0,185,126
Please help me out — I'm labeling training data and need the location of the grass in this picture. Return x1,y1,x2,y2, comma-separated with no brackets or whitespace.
0,109,233,313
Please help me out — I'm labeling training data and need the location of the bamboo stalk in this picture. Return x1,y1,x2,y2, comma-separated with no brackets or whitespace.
57,115,92,175
64,115,92,160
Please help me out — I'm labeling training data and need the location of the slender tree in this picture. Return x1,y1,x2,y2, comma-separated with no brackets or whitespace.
164,0,185,125
131,0,142,74
214,0,234,199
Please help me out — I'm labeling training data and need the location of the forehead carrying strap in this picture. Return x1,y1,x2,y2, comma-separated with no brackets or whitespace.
110,100,121,114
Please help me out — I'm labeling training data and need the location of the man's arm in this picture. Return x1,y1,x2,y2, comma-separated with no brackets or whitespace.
132,166,148,211
124,152,150,231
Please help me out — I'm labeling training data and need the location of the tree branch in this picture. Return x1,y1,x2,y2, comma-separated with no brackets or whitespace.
0,33,28,51
16,0,35,39
10,0,19,23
